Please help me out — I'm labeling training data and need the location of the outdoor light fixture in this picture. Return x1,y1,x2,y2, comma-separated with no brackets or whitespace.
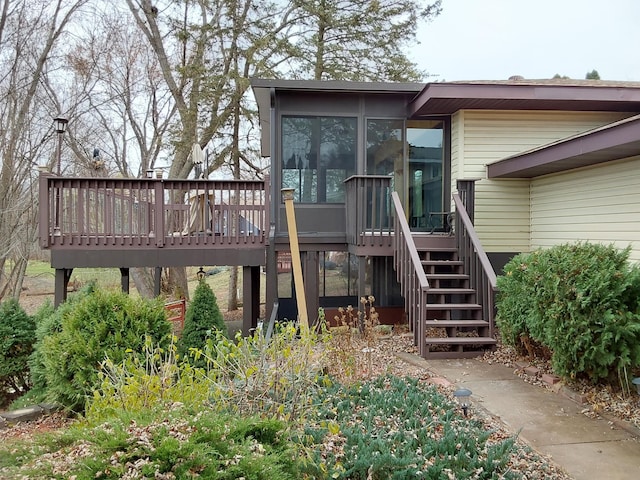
145,169,154,179
453,388,473,417
632,377,640,395
197,267,206,281
53,116,68,135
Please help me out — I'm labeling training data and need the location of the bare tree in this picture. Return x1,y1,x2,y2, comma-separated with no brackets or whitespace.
0,0,87,301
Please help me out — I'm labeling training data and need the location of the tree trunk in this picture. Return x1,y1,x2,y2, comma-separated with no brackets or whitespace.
131,267,157,299
227,266,238,310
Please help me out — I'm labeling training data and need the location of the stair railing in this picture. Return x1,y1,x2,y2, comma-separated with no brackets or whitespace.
391,192,429,354
452,192,497,338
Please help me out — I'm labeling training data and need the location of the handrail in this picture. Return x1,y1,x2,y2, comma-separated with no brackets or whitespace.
344,175,393,247
452,193,497,336
391,191,430,355
39,174,268,250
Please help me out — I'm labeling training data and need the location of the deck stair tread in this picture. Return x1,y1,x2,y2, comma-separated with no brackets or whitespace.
426,288,475,295
421,260,463,266
425,337,496,345
424,320,489,327
425,302,481,310
426,273,469,280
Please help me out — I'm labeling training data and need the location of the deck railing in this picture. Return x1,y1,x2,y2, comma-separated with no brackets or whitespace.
344,175,393,248
391,191,429,353
39,174,269,249
453,180,497,336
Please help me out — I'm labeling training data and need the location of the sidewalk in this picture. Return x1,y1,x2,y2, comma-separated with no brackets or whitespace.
399,354,640,480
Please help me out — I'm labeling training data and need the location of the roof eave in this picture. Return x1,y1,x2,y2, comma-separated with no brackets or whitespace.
487,115,640,179
409,82,640,116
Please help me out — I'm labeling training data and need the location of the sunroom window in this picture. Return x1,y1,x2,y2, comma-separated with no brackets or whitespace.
281,116,357,203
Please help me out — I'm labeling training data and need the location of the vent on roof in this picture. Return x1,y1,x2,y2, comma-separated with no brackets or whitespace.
508,75,524,81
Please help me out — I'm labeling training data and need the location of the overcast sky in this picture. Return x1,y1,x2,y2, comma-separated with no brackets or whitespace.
411,0,640,82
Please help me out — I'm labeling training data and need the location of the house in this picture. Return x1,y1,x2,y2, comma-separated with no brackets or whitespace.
39,77,640,358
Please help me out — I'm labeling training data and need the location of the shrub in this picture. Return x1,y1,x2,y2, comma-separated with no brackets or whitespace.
86,338,210,421
204,323,329,423
28,291,87,399
177,280,227,364
0,299,36,405
37,288,171,411
496,242,640,382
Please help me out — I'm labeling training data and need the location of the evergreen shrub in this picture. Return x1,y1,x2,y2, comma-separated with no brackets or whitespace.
37,288,171,411
497,242,640,382
178,280,227,364
0,299,36,405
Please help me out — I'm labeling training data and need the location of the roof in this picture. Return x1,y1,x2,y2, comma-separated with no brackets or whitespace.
408,79,640,116
487,113,640,178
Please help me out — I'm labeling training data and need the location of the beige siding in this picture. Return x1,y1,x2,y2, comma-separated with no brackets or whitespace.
449,111,463,211
451,110,630,252
531,156,640,262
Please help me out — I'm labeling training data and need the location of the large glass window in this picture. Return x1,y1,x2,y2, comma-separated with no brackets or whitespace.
282,116,357,203
366,119,404,176
407,120,445,231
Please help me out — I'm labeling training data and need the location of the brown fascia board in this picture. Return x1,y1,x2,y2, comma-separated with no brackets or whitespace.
250,77,425,94
487,114,640,179
408,82,640,116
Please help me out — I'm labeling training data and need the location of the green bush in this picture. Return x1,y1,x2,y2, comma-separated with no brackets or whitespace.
497,242,640,382
37,288,171,411
178,280,227,364
28,291,88,402
0,299,36,405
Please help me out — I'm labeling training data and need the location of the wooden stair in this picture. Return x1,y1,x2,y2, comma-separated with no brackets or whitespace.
419,245,496,359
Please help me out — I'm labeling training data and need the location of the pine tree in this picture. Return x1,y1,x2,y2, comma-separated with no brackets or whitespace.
178,280,228,363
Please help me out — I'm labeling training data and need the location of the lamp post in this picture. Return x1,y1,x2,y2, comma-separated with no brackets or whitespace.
53,116,68,236
197,267,206,281
453,388,473,417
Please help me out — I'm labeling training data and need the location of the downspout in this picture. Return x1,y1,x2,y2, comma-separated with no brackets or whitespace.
266,87,278,320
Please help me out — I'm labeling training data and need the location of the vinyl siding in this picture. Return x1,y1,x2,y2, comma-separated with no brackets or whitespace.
531,156,640,262
451,110,629,253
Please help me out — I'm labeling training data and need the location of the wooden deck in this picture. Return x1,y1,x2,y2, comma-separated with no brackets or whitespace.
39,174,269,268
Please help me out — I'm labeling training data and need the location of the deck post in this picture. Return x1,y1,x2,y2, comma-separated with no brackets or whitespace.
54,268,73,307
242,265,260,337
120,267,130,294
154,267,162,296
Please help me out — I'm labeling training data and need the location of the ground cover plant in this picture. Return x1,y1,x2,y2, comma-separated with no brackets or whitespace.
304,375,517,479
496,241,640,383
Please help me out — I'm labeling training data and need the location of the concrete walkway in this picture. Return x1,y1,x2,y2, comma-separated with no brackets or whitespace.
399,354,640,480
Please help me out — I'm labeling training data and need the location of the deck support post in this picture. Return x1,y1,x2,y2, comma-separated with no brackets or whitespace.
304,252,319,326
242,265,260,337
120,268,130,294
154,267,162,297
54,268,73,307
358,255,367,313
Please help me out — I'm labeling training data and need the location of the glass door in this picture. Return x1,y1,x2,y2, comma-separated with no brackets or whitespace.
407,120,445,232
